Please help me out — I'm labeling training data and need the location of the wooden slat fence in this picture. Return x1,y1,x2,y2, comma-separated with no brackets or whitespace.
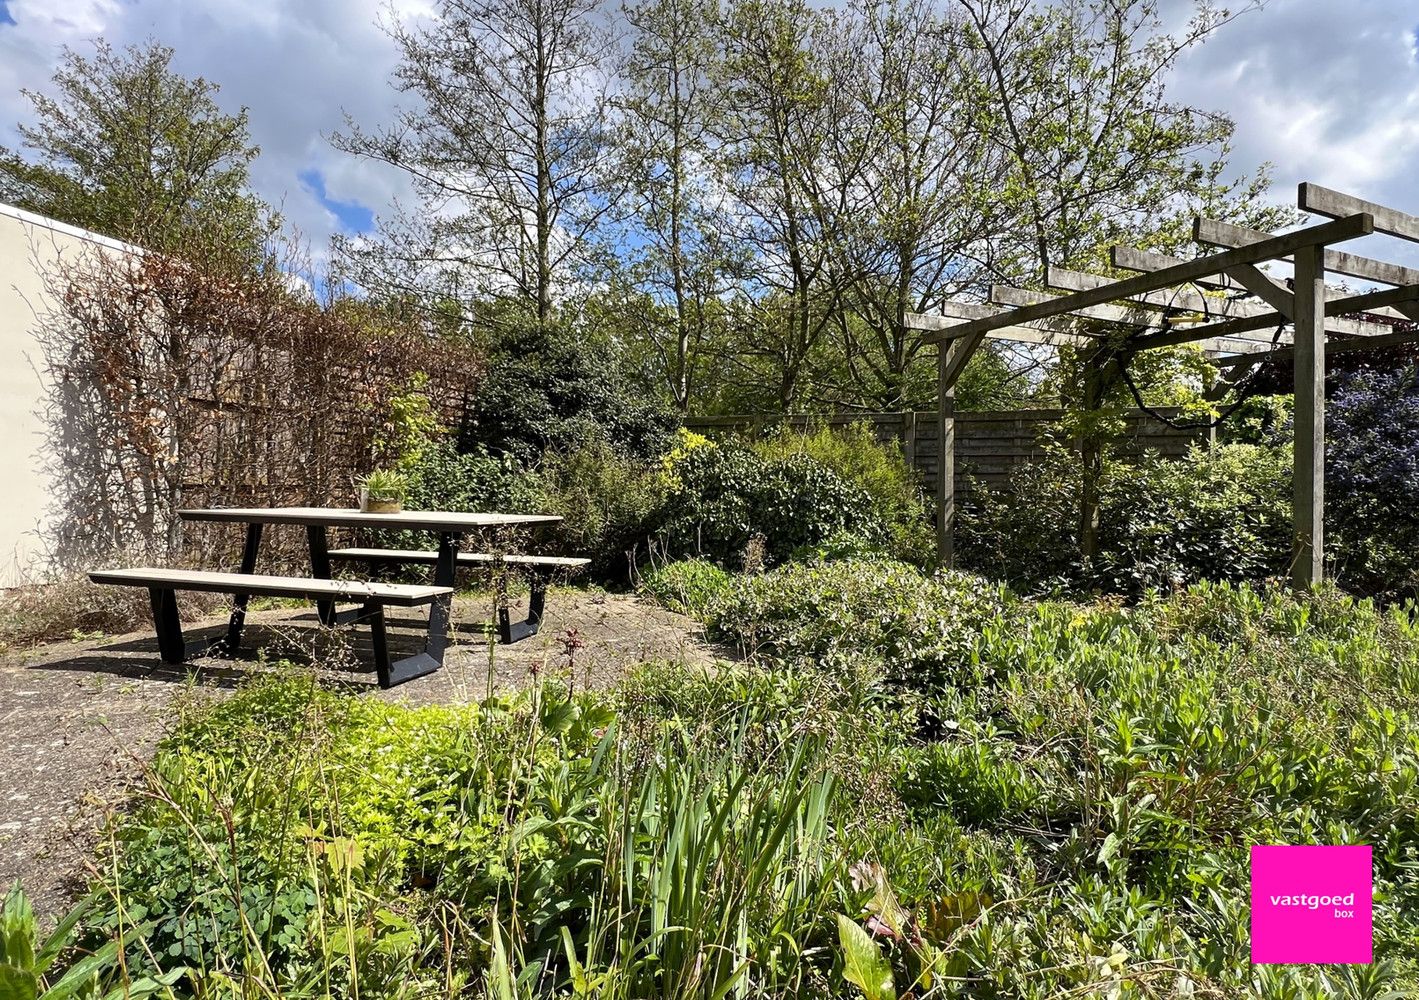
685,408,1214,501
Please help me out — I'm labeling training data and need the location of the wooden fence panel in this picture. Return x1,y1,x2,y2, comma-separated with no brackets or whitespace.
685,408,1213,501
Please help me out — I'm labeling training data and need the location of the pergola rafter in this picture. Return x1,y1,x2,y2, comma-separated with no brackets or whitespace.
907,182,1419,587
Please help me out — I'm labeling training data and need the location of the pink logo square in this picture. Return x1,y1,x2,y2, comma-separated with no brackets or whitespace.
1251,845,1372,964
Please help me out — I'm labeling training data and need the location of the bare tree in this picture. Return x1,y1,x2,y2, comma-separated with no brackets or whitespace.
332,0,617,331
613,0,735,410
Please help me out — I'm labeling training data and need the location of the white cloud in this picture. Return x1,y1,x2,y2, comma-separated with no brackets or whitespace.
3,0,1418,274
0,0,424,260
1163,0,1419,266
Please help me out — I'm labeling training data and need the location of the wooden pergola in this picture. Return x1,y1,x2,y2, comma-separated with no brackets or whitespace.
907,183,1419,587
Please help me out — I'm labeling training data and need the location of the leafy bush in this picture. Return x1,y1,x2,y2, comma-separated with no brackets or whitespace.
708,558,1009,697
371,440,521,555
1328,365,1419,600
639,558,732,617
517,437,670,581
466,317,679,463
401,440,518,513
959,441,1292,595
751,423,935,564
664,445,881,567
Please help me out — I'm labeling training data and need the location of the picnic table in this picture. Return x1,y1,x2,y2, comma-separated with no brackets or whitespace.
176,506,564,684
91,505,580,687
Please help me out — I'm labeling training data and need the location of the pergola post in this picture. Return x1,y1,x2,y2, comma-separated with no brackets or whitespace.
1292,244,1326,588
1077,354,1106,563
936,345,956,568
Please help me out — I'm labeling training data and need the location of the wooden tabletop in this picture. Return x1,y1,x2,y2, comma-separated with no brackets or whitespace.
178,507,563,532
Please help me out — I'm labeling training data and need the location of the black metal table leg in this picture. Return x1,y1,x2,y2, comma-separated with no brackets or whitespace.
378,533,460,687
308,524,336,625
498,570,548,644
425,530,461,660
149,587,186,664
223,522,264,653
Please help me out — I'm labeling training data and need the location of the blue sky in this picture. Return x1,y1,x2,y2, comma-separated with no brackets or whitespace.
0,0,1417,271
298,168,373,234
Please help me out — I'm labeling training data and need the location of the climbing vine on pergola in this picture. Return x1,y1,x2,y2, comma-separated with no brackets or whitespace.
907,183,1419,587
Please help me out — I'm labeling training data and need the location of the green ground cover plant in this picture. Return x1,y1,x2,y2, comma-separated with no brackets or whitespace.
24,564,1418,999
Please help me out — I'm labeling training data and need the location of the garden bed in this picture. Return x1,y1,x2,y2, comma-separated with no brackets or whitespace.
4,562,1417,998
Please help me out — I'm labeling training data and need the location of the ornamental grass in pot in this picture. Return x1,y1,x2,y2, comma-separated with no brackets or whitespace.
357,469,408,514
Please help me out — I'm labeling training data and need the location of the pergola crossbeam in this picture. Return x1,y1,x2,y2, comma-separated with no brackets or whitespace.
1212,327,1419,370
920,214,1374,346
1196,216,1419,290
1130,283,1404,351
1300,182,1419,246
990,285,1156,328
1047,265,1294,342
912,300,1100,347
1110,245,1244,290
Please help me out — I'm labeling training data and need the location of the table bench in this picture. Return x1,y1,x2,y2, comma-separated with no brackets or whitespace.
88,568,454,688
327,548,591,643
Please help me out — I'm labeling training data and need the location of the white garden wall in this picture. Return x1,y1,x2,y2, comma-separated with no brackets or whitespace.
0,204,139,587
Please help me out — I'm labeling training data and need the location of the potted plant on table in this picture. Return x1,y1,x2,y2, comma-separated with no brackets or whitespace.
357,469,409,514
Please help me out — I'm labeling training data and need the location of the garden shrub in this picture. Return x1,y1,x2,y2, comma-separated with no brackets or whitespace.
517,436,670,581
751,423,935,564
368,440,522,556
1328,365,1419,601
638,557,732,617
466,316,679,463
959,441,1292,595
401,440,519,513
1095,442,1292,591
664,445,881,567
709,558,1009,697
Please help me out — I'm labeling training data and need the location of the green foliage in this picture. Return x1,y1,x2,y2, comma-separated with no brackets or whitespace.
73,672,857,999
41,578,1419,999
639,558,733,618
0,40,272,258
664,445,881,567
960,441,1293,595
357,468,408,502
375,372,444,471
750,424,934,564
401,441,518,514
708,558,1008,698
466,317,679,464
0,883,181,1000
369,441,520,558
519,437,671,581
